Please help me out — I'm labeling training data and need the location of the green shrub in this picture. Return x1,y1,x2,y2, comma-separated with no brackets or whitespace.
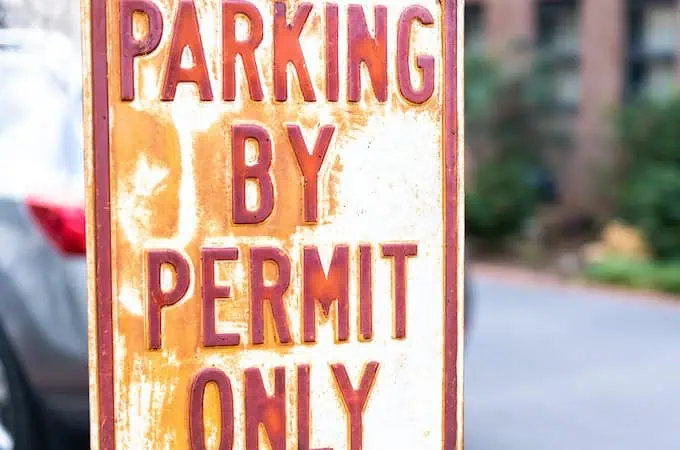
466,161,538,240
585,256,680,295
618,165,680,260
614,94,680,260
464,54,561,242
464,55,501,131
617,95,680,168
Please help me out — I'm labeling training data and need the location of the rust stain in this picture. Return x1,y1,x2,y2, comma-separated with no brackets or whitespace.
85,0,463,448
307,8,321,34
327,154,344,218
112,110,182,241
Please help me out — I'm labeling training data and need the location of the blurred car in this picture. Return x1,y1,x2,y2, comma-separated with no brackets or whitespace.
0,28,88,448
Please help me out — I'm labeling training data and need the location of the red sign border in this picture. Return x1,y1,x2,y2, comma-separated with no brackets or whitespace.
88,1,462,448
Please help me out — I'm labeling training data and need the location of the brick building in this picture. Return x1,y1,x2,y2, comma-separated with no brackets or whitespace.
465,0,679,211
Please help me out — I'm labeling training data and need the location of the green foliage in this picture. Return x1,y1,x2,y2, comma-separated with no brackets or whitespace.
618,165,680,260
464,55,502,133
466,161,538,239
584,256,680,295
614,95,680,260
616,95,680,168
465,54,562,241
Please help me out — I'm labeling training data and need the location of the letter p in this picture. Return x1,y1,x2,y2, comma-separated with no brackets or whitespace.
119,0,164,101
147,249,190,350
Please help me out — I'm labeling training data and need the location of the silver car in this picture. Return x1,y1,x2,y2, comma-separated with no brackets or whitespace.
0,29,88,447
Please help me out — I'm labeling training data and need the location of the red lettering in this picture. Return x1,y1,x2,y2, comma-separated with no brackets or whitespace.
359,245,373,340
119,0,163,101
146,249,190,350
222,0,264,101
250,247,292,345
161,0,213,101
303,245,349,343
231,124,275,224
297,365,332,450
382,243,418,339
347,5,388,102
331,362,379,450
273,2,316,102
245,367,286,450
397,6,435,104
325,4,339,102
189,368,234,450
287,124,335,223
201,247,240,347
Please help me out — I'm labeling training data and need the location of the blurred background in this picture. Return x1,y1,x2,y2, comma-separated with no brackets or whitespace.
465,1,680,448
0,0,679,449
465,0,680,282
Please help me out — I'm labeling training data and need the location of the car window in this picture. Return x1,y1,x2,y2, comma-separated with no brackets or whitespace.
0,29,83,204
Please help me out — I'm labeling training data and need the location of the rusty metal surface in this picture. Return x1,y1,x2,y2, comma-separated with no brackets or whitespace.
82,0,464,449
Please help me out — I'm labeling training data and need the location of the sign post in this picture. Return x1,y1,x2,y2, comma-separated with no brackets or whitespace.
82,0,464,448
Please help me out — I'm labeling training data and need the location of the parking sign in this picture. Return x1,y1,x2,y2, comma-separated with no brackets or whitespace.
82,0,464,448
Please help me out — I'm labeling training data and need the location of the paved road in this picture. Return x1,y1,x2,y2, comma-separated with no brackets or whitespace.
465,270,680,450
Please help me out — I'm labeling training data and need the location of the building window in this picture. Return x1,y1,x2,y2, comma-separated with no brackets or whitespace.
536,0,581,113
626,0,677,101
465,2,485,56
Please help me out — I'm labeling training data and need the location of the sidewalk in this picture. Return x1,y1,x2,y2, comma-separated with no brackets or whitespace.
465,268,680,450
472,262,680,306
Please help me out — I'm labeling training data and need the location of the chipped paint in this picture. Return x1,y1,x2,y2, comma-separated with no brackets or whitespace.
83,0,464,449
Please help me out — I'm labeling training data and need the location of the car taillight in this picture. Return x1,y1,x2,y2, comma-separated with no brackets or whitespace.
26,197,86,255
